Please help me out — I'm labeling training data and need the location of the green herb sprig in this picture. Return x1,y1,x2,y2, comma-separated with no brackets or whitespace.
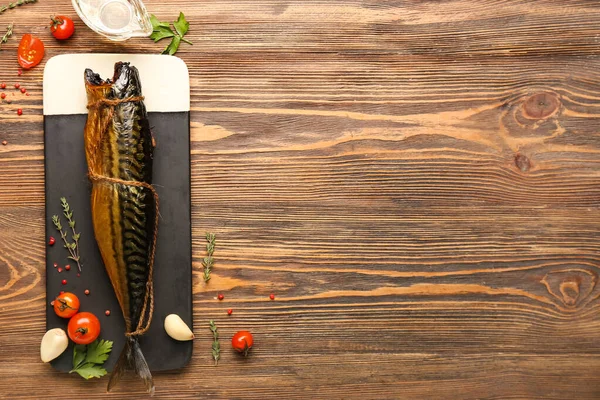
203,233,216,282
0,23,12,48
150,13,192,55
0,0,36,14
209,320,220,366
52,197,82,272
70,339,113,379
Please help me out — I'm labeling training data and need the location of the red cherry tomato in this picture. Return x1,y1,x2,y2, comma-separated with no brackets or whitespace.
53,292,80,318
50,16,75,40
68,312,101,345
17,34,45,70
231,331,254,356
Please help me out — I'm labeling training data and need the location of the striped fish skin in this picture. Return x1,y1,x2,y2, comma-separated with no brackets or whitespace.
84,62,155,393
84,62,154,332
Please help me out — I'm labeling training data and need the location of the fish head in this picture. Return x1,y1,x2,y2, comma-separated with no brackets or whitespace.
112,62,143,99
84,68,112,101
84,68,108,86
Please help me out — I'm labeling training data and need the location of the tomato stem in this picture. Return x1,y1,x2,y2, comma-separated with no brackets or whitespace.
55,297,75,311
50,15,63,28
75,327,88,336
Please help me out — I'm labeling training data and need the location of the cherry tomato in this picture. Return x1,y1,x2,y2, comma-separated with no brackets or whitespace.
50,16,75,40
53,292,80,318
18,34,45,70
68,312,101,345
231,331,253,356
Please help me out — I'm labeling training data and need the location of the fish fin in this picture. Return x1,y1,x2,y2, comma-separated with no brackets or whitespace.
107,336,155,396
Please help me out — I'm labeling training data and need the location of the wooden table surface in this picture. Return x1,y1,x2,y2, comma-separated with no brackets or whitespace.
1,0,600,398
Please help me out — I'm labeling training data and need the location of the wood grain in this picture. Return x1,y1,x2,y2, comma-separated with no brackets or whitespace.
1,0,600,398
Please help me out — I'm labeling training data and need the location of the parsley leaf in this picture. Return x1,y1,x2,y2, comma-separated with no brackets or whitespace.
163,35,181,55
150,14,169,30
85,339,113,364
71,363,108,379
150,26,175,42
150,13,192,55
173,12,189,37
70,339,113,380
72,344,87,369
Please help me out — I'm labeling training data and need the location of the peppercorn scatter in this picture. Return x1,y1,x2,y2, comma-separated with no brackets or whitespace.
0,80,32,109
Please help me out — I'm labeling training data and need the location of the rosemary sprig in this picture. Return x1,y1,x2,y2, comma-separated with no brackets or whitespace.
203,233,216,282
0,0,36,14
0,24,12,48
209,320,220,366
52,197,82,272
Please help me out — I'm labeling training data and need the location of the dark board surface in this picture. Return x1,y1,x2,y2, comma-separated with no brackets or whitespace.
44,112,192,372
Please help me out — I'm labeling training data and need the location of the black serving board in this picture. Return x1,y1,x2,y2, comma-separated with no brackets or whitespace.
44,111,192,372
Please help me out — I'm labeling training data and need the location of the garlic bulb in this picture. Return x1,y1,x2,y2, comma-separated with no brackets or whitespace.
40,328,69,362
164,314,194,341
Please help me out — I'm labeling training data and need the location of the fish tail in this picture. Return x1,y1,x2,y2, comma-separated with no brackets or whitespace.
107,336,155,395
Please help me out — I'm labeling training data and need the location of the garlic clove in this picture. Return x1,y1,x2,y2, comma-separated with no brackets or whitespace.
40,328,69,363
164,314,194,341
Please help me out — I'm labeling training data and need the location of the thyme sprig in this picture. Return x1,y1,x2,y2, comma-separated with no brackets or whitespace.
209,320,220,366
203,233,216,282
0,24,12,48
52,197,82,272
0,0,36,14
